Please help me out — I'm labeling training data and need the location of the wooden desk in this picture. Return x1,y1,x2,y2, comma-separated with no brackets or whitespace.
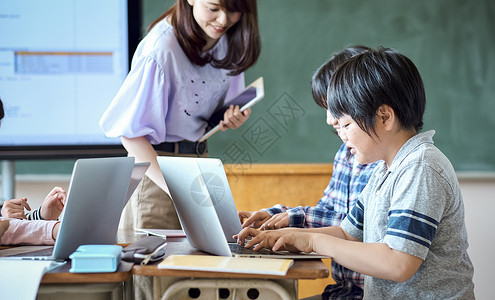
32,230,144,299
1,231,328,300
40,260,132,284
37,261,133,300
0,245,133,300
133,237,329,300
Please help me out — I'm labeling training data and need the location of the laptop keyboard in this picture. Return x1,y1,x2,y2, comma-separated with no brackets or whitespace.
228,243,276,256
9,247,54,257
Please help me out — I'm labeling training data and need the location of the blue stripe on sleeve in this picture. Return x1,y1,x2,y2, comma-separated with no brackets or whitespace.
346,200,365,231
387,209,439,248
388,209,439,226
386,230,431,248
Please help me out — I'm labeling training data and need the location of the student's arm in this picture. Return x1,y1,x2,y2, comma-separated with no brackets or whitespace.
0,218,59,245
308,228,422,282
237,226,422,282
121,136,170,195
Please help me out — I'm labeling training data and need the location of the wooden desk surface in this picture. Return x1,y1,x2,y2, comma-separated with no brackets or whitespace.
39,229,143,284
41,261,133,284
132,237,329,280
3,230,328,284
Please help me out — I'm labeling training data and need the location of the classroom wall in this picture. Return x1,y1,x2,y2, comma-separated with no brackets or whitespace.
4,175,494,299
11,0,495,175
2,0,493,297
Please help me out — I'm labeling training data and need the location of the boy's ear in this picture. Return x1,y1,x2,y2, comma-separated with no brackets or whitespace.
377,105,395,130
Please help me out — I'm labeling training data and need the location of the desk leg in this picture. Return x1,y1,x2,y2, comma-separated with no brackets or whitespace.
155,277,298,300
37,282,124,300
123,277,134,300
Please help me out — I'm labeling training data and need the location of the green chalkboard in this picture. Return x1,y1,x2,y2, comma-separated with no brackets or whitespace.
13,0,495,174
209,0,495,172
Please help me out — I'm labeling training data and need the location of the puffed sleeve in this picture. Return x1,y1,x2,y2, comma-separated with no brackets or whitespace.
99,55,169,144
224,73,245,103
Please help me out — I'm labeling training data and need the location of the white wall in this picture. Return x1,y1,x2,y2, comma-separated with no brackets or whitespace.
2,175,494,299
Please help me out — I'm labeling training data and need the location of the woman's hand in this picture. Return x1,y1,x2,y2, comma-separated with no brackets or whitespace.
219,106,251,131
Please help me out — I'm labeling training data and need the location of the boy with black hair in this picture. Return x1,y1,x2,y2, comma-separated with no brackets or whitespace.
236,47,474,299
239,46,376,299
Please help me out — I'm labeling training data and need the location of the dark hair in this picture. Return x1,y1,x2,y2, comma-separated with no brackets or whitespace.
311,45,372,109
327,47,426,136
0,98,4,121
149,0,260,76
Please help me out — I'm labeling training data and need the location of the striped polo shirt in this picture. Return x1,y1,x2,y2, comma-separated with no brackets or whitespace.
341,130,474,299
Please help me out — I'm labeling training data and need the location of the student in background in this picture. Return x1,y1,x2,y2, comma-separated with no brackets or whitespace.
100,0,261,231
0,218,60,245
238,46,377,299
236,47,475,299
0,98,60,245
1,186,66,220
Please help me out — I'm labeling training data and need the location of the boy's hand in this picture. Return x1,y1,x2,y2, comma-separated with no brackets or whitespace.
219,106,251,131
259,212,290,230
0,198,31,219
234,227,310,253
238,210,271,228
0,219,9,239
40,187,66,220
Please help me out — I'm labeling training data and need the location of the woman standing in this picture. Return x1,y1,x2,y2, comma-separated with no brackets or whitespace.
100,0,260,230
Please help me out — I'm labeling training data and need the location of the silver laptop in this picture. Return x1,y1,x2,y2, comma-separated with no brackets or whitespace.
5,157,149,261
157,156,328,259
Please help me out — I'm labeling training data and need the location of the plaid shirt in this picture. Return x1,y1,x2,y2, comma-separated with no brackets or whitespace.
264,143,378,299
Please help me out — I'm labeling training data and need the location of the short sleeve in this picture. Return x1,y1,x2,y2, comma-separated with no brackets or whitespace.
383,164,447,259
340,200,364,241
99,55,169,144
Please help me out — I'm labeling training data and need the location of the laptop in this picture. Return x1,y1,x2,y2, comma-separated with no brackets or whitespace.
4,157,149,261
157,156,328,259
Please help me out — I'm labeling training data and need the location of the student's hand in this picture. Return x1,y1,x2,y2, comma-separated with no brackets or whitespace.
238,210,271,228
0,198,31,219
219,106,251,131
0,219,9,239
259,212,290,230
52,222,61,241
40,187,66,220
234,227,311,253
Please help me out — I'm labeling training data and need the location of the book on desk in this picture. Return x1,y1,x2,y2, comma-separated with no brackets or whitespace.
158,254,293,276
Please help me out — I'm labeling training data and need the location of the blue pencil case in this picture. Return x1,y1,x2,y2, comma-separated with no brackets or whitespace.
69,245,122,273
